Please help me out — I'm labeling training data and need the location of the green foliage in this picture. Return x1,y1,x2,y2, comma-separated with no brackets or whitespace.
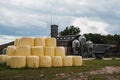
60,26,80,36
84,33,120,45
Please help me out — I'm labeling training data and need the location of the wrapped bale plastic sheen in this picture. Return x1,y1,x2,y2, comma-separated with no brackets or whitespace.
14,38,21,46
45,38,56,47
55,47,65,57
52,56,62,67
6,46,16,56
14,45,31,56
26,56,39,68
0,55,7,64
21,37,34,47
34,38,45,47
44,47,54,57
63,56,73,67
9,56,26,68
40,56,51,67
6,56,12,66
31,46,44,56
72,56,82,66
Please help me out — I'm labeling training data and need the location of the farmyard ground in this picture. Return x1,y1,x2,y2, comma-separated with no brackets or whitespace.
0,60,120,80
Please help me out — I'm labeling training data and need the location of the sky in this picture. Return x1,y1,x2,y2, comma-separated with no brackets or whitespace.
0,0,120,44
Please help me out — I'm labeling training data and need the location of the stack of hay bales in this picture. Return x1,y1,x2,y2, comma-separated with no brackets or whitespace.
0,37,83,68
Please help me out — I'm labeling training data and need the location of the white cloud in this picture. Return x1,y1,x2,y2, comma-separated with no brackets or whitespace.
0,35,18,45
0,0,120,36
72,17,109,35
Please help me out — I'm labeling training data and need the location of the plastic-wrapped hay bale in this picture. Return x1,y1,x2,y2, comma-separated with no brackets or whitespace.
34,38,45,47
14,45,31,56
6,56,12,66
52,56,62,67
6,46,16,56
44,47,54,57
72,56,82,66
31,46,44,56
45,38,56,47
14,38,21,46
26,56,39,68
63,56,73,66
9,56,26,68
55,47,65,57
0,55,7,64
40,56,51,67
21,37,34,47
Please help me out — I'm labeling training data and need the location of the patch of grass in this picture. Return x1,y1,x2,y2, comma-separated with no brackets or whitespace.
0,60,120,80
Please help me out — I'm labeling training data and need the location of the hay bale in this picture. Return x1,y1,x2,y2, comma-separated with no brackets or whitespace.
6,56,11,66
34,38,45,47
63,56,73,66
9,56,26,68
21,37,34,47
0,55,7,64
55,47,65,57
31,46,44,56
6,46,16,56
44,47,54,57
52,56,62,67
14,45,31,56
40,56,51,67
72,56,82,66
45,38,56,47
14,38,21,46
26,56,39,68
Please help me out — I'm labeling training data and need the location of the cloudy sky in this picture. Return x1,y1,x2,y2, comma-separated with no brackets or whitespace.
0,0,120,44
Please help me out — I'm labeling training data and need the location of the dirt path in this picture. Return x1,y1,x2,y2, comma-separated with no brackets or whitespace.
89,66,120,74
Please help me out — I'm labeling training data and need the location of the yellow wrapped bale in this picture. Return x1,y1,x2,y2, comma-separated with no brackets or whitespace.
14,45,31,56
0,55,7,64
52,56,62,67
26,56,39,68
55,47,65,57
21,37,34,47
34,38,45,47
14,38,21,46
44,47,54,57
45,38,56,47
6,56,12,66
9,56,26,68
72,56,82,66
31,46,44,56
6,46,16,56
40,56,51,67
63,56,73,67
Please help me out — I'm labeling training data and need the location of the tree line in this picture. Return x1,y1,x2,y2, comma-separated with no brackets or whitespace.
84,33,120,45
60,25,120,45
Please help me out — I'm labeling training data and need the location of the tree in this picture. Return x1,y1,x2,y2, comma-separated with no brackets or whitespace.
60,26,80,36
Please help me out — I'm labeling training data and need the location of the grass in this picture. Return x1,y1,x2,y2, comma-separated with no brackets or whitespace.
0,60,120,80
